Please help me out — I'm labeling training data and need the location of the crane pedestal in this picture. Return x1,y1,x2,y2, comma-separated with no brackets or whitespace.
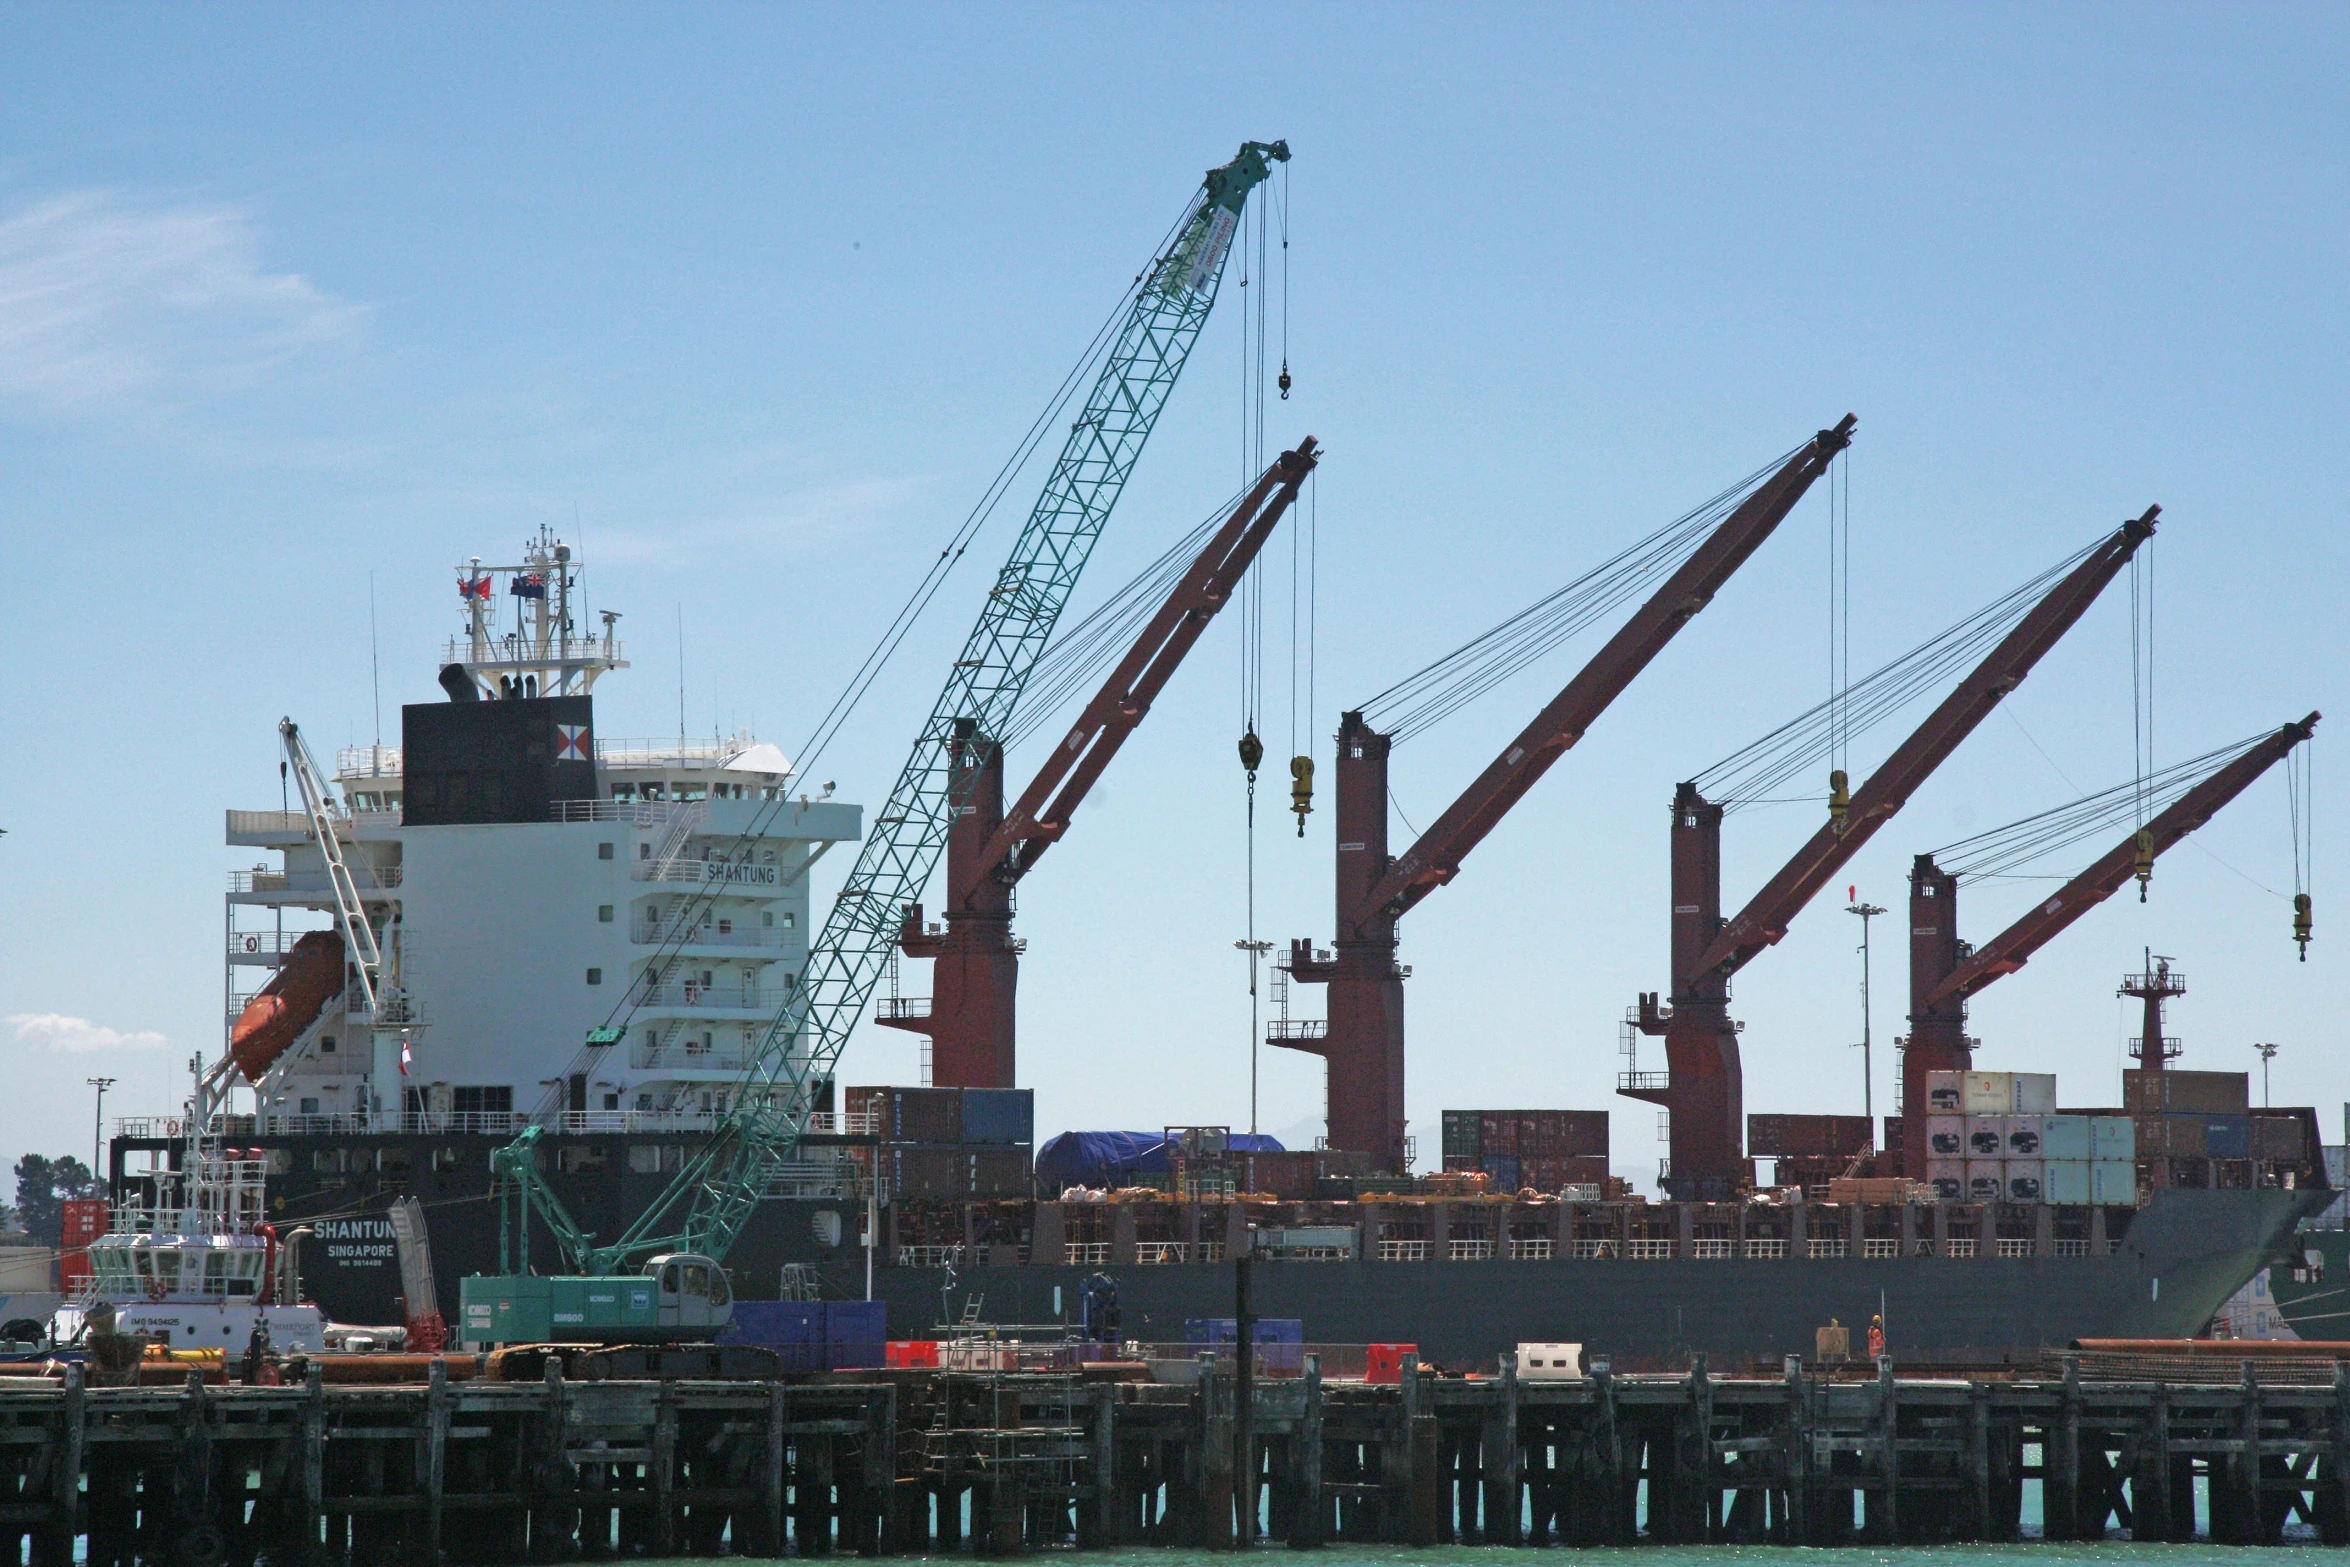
880,738,1019,1089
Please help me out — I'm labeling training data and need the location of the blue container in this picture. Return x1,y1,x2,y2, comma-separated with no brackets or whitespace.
720,1302,823,1368
961,1088,1035,1146
2045,1159,2093,1205
1185,1317,1304,1345
2204,1115,2252,1158
2041,1115,2092,1162
2091,1116,2136,1158
1482,1155,1521,1191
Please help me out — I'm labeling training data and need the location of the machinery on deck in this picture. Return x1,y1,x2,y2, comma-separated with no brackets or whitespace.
1625,508,2158,1198
1276,418,1854,1168
458,140,1288,1342
879,438,1320,1087
1899,712,2319,1177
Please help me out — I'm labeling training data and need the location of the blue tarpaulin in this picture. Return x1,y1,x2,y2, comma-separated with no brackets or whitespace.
1034,1131,1284,1192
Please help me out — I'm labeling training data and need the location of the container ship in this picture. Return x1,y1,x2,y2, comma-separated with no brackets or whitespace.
90,528,2331,1368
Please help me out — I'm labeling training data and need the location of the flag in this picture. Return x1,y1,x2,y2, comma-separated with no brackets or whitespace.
555,723,591,761
458,576,492,601
399,1033,413,1076
510,573,547,599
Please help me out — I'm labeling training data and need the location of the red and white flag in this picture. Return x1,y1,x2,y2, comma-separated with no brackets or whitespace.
399,1032,413,1076
555,723,591,761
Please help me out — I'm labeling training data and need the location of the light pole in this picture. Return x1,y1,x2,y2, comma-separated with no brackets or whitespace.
2252,1041,2279,1108
1847,896,1887,1133
86,1077,116,1179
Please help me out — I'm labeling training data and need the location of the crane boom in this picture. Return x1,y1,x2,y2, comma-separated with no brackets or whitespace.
961,439,1320,901
1690,505,2158,984
1931,712,2318,1004
574,140,1288,1274
1356,417,1854,928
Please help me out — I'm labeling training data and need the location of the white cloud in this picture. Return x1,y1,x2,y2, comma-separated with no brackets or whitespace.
5,1013,169,1054
0,190,362,406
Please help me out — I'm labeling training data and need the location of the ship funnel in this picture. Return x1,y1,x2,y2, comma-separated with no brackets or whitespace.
438,663,479,702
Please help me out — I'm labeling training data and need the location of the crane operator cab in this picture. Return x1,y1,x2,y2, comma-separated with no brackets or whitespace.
645,1253,734,1333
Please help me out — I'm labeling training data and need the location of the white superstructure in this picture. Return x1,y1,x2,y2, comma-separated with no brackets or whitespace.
215,529,862,1134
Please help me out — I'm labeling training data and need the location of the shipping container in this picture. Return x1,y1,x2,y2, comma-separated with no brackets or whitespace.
1881,1115,1903,1154
1926,1115,1965,1158
1965,1161,2005,1203
1747,1113,1872,1157
1925,1160,1965,1202
1925,1071,1964,1113
2045,1160,2093,1205
1187,1318,1304,1344
1482,1155,1521,1192
1964,1117,2005,1158
2002,1116,2044,1157
1962,1072,2014,1115
2254,1113,2309,1161
1442,1111,1481,1159
969,1146,1033,1199
1479,1112,1518,1155
960,1088,1034,1146
2204,1114,2252,1159
2123,1068,2250,1116
2092,1160,2138,1204
1366,1344,1416,1385
2004,1160,2045,1203
2041,1115,2091,1162
60,1198,107,1293
2012,1073,2058,1114
2091,1115,2135,1159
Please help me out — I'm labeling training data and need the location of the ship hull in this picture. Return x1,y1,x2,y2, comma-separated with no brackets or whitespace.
867,1188,2326,1367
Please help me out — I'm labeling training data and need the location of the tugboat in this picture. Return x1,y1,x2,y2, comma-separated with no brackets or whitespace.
75,1141,326,1354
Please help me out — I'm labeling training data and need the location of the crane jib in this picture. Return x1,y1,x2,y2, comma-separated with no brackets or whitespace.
564,141,1290,1276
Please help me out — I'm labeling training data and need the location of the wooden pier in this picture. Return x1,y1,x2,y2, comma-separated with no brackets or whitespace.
2,1354,2345,1560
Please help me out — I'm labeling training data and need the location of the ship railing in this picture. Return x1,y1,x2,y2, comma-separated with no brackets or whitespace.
875,996,931,1021
2052,1239,2093,1257
1063,1243,1112,1266
1617,1069,1670,1093
1446,1239,1495,1262
229,865,402,893
1995,1237,2036,1258
634,982,765,1011
1510,1237,1556,1261
1743,1238,1788,1260
1689,1238,1735,1260
113,1116,189,1141
1374,1239,1429,1262
1624,1238,1675,1260
635,920,791,949
226,809,320,836
335,745,404,780
1861,1238,1902,1259
438,635,630,672
1566,1239,1615,1260
761,1161,864,1199
550,799,696,825
1266,1019,1327,1041
1945,1237,1979,1259
897,1245,967,1269
1805,1238,1848,1259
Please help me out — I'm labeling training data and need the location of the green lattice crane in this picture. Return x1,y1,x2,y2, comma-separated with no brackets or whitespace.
475,140,1287,1302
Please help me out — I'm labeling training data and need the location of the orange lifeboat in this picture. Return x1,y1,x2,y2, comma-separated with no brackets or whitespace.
230,929,345,1080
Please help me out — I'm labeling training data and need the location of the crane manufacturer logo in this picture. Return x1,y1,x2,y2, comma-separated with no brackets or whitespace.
315,1217,397,1267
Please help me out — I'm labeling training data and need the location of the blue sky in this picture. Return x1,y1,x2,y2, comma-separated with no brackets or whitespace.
2,5,2344,1177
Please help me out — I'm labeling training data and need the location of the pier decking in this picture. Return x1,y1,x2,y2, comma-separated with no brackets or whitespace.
3,1353,2345,1561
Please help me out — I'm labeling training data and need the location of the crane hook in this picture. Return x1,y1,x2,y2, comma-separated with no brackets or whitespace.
2294,892,2313,962
1827,769,1850,835
1278,362,1292,400
2134,828,2156,902
1289,754,1314,836
1238,728,1263,783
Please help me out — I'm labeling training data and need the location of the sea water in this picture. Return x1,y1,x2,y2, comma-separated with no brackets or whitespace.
640,1552,2339,1566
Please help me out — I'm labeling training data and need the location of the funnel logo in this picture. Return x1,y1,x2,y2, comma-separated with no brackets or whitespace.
555,724,591,761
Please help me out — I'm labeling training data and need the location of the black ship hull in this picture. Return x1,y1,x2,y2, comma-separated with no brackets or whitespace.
119,1130,2320,1366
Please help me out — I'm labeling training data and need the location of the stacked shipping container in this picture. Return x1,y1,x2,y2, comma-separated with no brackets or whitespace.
845,1086,1034,1201
1920,1070,2137,1204
1441,1109,1610,1191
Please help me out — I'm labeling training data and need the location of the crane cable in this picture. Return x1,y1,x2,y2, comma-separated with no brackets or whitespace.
1928,730,2283,881
1690,536,2105,811
2289,734,2315,960
568,185,1210,1060
1356,447,1801,744
2129,542,2157,897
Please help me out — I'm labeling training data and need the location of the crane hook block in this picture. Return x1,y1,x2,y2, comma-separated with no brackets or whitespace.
2134,828,2156,902
2294,891,2313,962
1278,363,1292,400
1827,769,1851,835
1289,754,1315,835
1238,729,1264,781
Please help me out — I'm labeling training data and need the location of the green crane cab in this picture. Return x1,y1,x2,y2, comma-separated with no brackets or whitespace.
459,1252,732,1349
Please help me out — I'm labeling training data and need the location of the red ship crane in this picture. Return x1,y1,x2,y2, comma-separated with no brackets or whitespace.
1628,506,2157,1199
879,439,1320,1087
1280,418,1855,1169
1898,711,2317,1175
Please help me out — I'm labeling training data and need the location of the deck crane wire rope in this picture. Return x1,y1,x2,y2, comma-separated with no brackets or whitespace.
520,140,1291,1277
1689,536,2110,813
1354,446,1807,746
